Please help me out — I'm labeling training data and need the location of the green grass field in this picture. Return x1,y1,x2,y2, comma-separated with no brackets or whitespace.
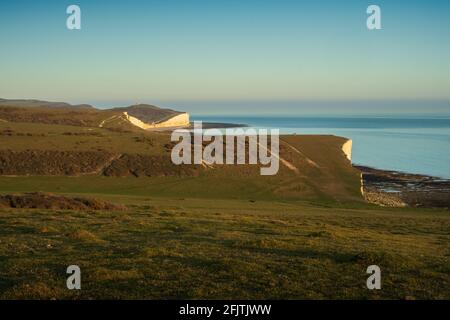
0,176,448,299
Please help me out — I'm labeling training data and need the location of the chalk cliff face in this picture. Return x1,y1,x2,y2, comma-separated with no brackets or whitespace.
118,104,190,129
341,140,352,162
154,112,190,128
124,112,189,129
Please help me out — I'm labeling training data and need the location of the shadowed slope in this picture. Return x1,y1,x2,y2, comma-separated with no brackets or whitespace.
0,119,362,204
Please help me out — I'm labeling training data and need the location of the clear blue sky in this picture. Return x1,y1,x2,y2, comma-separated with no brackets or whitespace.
1,0,449,114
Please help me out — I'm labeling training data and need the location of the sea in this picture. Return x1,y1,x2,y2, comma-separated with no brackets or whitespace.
191,115,450,179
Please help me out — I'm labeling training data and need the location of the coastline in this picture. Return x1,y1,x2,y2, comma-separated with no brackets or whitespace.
356,165,450,209
148,122,248,131
153,118,449,209
142,114,448,209
190,122,248,129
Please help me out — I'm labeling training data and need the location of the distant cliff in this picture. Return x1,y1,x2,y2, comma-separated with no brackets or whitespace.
119,104,190,129
0,99,190,131
341,140,352,162
124,111,189,129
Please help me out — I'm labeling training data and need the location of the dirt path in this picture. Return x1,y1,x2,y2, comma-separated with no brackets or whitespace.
84,154,123,175
280,139,320,168
257,141,299,173
99,115,120,128
201,159,214,169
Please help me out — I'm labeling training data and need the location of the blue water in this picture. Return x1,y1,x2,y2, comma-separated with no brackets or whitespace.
192,115,450,179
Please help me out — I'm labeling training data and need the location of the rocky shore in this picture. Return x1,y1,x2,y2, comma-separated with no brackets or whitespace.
356,166,450,209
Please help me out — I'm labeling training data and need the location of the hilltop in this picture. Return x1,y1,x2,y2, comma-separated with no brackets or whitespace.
0,98,94,109
0,98,189,131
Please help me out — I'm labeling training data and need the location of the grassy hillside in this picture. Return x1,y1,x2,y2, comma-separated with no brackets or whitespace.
0,99,185,130
0,120,361,204
0,109,448,300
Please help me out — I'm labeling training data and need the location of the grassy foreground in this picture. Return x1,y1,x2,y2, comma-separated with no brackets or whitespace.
0,182,448,299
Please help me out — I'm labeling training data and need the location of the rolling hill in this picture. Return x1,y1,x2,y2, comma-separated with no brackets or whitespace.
0,117,361,203
0,98,188,131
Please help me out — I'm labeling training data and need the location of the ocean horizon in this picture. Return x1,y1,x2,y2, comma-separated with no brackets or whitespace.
192,114,450,179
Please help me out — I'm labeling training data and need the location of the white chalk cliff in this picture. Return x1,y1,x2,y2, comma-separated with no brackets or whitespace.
124,112,190,129
341,139,352,162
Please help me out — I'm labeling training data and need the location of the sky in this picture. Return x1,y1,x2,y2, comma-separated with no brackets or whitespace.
0,0,450,115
